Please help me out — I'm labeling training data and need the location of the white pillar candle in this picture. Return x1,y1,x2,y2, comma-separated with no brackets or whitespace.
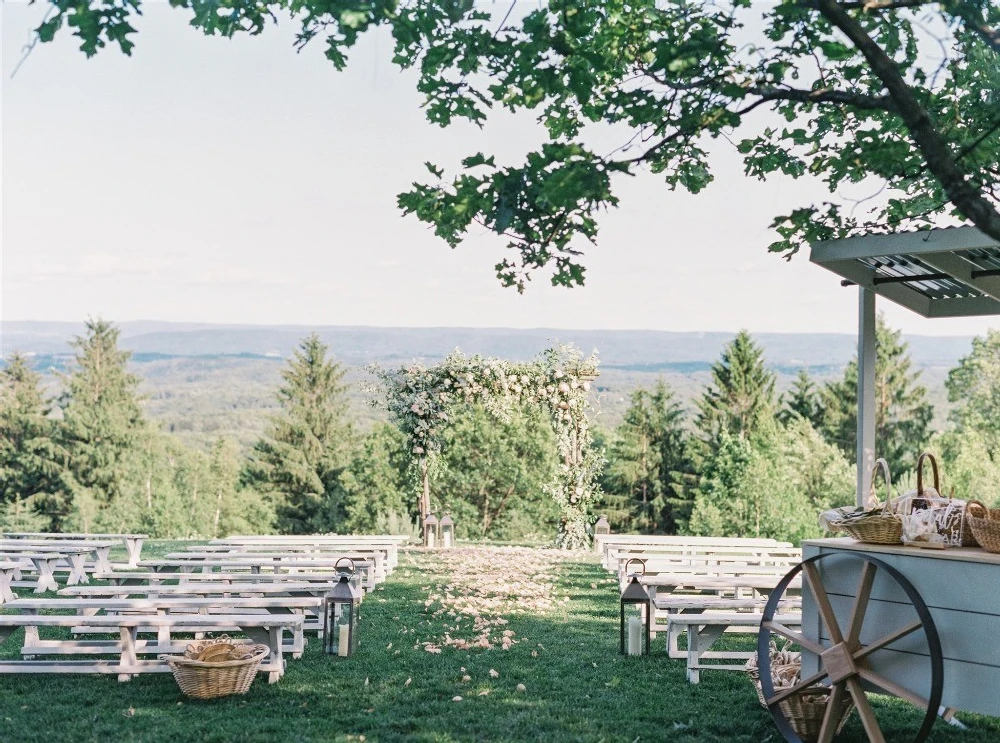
338,623,350,657
427,531,435,549
627,616,642,656
443,531,452,549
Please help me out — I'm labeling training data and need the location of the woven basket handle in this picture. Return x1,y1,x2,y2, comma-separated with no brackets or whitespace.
967,500,989,520
916,452,940,496
624,558,646,576
871,458,893,514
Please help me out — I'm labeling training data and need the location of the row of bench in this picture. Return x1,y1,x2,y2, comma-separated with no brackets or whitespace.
0,533,411,683
600,534,802,683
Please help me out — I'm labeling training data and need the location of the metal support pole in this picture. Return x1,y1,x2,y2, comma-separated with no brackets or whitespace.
857,287,877,507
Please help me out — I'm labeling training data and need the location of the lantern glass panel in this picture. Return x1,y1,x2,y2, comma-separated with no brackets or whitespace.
620,576,651,656
423,514,438,548
440,513,455,549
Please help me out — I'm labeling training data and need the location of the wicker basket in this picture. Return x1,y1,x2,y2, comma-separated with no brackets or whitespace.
966,500,1000,553
747,648,854,743
836,459,903,545
160,636,270,700
899,453,977,547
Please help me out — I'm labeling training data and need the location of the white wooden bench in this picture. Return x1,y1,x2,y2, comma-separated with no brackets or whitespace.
140,558,376,590
655,594,802,658
0,551,68,592
163,551,382,584
94,570,348,587
0,539,116,574
8,595,322,655
669,612,802,684
215,535,409,570
187,546,389,579
0,612,303,682
4,532,147,568
596,534,790,567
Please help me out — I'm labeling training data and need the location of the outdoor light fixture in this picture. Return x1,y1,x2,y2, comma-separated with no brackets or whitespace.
594,515,611,536
620,558,651,656
423,512,439,548
335,556,363,598
439,513,455,549
324,574,361,657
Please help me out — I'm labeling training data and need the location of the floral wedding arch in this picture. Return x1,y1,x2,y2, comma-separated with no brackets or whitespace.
372,345,603,549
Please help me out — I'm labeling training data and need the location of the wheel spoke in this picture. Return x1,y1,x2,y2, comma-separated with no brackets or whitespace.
817,682,846,743
803,563,844,644
857,667,930,710
765,669,830,707
762,620,825,656
853,620,923,662
846,676,886,743
846,562,877,647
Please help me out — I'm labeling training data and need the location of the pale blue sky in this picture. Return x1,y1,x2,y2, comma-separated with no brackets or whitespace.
2,2,995,337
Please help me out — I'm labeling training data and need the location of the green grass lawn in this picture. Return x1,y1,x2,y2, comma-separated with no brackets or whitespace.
0,545,997,742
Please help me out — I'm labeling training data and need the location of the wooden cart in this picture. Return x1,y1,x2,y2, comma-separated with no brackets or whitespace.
757,537,1000,742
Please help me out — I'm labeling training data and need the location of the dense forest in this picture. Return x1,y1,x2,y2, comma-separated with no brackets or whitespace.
2,318,999,545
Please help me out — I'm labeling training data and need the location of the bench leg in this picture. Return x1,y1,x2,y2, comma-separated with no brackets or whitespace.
244,626,285,683
119,626,138,682
126,538,144,568
686,625,726,684
34,560,58,593
95,547,112,573
0,572,15,603
67,554,87,585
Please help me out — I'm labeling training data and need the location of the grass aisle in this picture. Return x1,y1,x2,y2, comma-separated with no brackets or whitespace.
1,545,997,742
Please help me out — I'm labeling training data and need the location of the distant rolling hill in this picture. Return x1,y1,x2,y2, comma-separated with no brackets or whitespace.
0,320,977,368
1,321,971,450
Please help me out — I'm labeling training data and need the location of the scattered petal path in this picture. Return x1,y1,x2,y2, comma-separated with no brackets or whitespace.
407,546,577,653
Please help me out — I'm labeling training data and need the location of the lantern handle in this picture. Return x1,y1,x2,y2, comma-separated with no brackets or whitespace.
624,558,646,576
335,557,356,573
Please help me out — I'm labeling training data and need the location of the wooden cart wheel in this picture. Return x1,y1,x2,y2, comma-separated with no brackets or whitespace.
758,552,943,743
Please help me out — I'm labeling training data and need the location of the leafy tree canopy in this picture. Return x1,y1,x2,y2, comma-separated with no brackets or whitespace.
35,0,1000,290
946,328,1000,448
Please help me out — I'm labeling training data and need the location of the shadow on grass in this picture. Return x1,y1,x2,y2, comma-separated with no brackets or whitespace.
0,553,996,742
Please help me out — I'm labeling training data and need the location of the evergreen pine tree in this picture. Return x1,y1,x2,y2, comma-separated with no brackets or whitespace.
778,369,822,427
59,319,147,527
243,334,352,533
603,381,691,533
696,330,776,447
818,315,932,472
0,353,72,528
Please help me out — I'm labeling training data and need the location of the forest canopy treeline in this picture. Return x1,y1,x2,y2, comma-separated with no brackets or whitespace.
3,318,1000,544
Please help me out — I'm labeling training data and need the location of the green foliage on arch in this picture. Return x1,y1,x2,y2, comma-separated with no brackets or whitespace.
371,345,602,549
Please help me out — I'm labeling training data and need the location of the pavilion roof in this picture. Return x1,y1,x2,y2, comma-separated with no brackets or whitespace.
809,226,1000,318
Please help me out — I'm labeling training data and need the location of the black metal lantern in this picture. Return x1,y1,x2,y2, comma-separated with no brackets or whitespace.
324,574,361,657
335,556,363,598
620,558,651,656
439,513,455,549
594,515,611,536
423,512,439,548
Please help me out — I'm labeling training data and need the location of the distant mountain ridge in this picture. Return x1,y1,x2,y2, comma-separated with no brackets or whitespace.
1,320,975,370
